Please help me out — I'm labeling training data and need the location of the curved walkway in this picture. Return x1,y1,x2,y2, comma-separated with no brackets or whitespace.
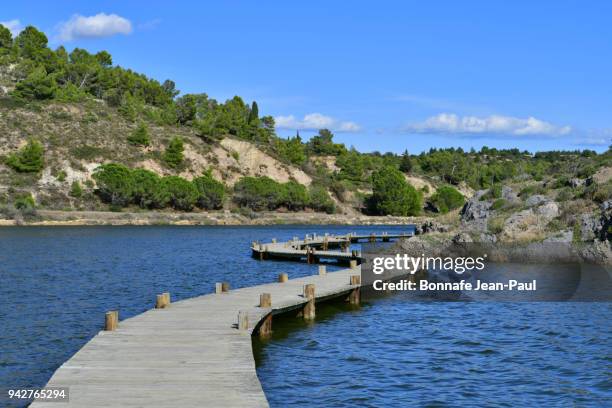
32,266,363,407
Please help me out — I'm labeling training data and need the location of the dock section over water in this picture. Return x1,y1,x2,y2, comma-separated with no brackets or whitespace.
251,231,412,264
32,267,367,407
33,232,413,407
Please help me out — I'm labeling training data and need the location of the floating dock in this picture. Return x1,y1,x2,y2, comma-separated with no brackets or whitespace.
251,231,413,264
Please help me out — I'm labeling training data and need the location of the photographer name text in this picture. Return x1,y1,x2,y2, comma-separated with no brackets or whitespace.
373,279,537,292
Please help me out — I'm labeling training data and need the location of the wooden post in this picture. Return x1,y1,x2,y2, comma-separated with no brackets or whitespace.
155,294,166,309
105,310,118,331
259,314,272,338
302,284,315,319
349,275,361,305
215,282,223,294
272,238,277,243
350,259,357,269
318,265,326,276
279,273,288,282
163,292,171,306
221,282,230,292
238,310,249,331
260,293,272,307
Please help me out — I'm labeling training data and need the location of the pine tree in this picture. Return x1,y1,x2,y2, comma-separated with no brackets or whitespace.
248,101,259,123
399,149,413,173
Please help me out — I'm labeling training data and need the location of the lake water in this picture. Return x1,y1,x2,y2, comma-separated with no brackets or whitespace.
1,226,610,407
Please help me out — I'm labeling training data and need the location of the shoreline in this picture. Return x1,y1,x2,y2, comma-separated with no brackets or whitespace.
0,209,430,227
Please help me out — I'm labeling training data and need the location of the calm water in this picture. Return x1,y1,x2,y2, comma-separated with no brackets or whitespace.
1,226,610,407
0,224,408,405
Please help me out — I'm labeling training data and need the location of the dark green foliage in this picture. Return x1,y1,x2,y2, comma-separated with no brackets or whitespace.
399,149,413,173
92,163,135,207
233,176,282,211
277,134,306,165
163,137,184,168
307,129,346,156
0,24,12,49
430,185,465,213
14,193,36,210
248,101,259,124
192,172,225,210
127,123,151,146
336,149,366,182
13,66,57,100
15,26,48,61
6,139,44,172
70,181,83,198
132,169,168,208
279,181,309,210
370,166,421,216
308,185,335,214
161,176,199,211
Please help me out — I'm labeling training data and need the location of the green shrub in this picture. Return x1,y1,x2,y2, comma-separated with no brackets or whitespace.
430,185,464,213
161,176,199,211
163,137,184,168
12,66,57,100
6,139,44,173
14,193,35,210
192,173,225,210
369,166,421,216
132,169,168,208
491,198,507,211
309,185,335,214
70,181,83,198
480,184,502,201
56,170,67,182
92,163,135,206
127,122,151,146
279,181,309,210
233,176,283,211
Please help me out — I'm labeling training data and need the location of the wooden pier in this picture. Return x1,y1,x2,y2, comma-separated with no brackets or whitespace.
251,231,412,264
31,233,410,407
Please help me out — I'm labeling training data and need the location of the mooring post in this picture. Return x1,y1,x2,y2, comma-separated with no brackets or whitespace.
215,282,223,294
221,282,230,292
259,314,273,338
278,273,288,282
272,238,277,243
163,292,171,306
155,294,166,309
319,265,326,276
260,293,272,308
238,310,249,331
302,284,316,319
105,310,118,331
349,275,361,304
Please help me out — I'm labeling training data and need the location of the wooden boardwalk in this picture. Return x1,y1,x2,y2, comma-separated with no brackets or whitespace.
31,266,365,407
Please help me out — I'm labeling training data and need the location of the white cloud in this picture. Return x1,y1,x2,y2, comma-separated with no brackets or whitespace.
0,19,23,36
58,13,132,41
405,113,571,136
274,113,361,132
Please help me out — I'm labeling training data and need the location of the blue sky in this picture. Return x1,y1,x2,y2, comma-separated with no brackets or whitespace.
2,1,612,153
